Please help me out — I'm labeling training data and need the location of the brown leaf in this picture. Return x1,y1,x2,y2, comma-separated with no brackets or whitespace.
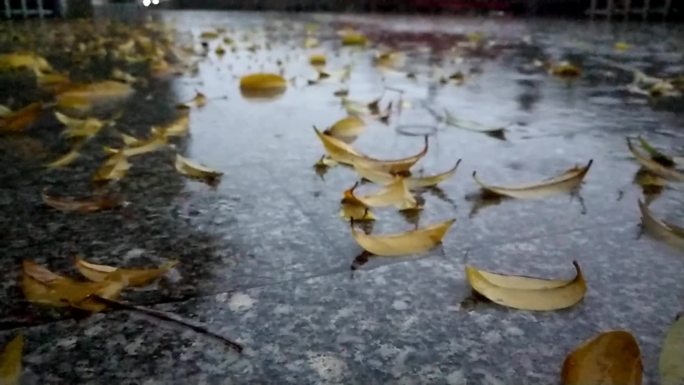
561,330,642,385
0,103,42,133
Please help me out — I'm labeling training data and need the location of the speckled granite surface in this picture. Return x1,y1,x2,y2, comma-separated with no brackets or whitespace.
1,10,684,385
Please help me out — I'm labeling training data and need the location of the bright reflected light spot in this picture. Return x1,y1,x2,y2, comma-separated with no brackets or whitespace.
142,0,151,6
152,0,160,4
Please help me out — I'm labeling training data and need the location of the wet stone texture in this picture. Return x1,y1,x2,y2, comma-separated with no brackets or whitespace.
2,9,684,385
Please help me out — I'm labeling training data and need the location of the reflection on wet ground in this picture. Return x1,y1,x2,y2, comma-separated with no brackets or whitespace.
1,9,684,384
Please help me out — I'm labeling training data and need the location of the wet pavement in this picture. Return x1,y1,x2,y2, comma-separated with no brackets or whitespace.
1,9,684,385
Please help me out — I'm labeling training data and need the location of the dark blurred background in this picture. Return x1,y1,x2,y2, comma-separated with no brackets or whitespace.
3,0,682,20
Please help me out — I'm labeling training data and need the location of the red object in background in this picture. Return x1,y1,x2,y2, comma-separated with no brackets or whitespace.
411,0,511,12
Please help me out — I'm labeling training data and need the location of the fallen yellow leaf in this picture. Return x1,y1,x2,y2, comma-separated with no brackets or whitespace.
638,200,684,248
0,53,51,72
111,68,137,84
175,154,223,185
22,260,123,312
351,219,455,256
660,314,684,385
34,68,70,92
309,54,326,66
155,112,190,138
313,127,428,174
324,116,366,143
0,102,42,133
55,112,104,139
444,109,505,139
45,143,83,168
75,256,178,287
42,190,123,213
354,160,460,189
550,61,582,78
466,261,586,311
56,81,133,114
340,31,368,46
472,160,593,199
637,137,675,167
176,92,206,109
340,203,375,221
92,152,131,182
343,178,418,210
304,37,319,48
614,41,631,52
562,330,642,385
628,138,684,181
0,334,23,385
239,73,287,98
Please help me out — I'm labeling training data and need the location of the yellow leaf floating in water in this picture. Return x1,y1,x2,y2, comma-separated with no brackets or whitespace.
550,61,582,78
55,112,104,139
176,92,207,109
466,261,586,311
313,127,428,174
75,256,178,288
304,37,319,48
627,138,684,181
42,190,123,213
340,30,368,46
472,160,593,199
562,330,642,385
56,81,133,114
309,53,326,66
22,260,124,313
0,102,42,133
239,73,287,98
660,314,684,385
343,179,418,210
638,200,684,248
637,136,675,167
34,68,70,93
0,53,51,72
444,109,505,139
175,154,223,185
614,41,631,52
354,160,461,189
0,334,23,385
351,219,455,257
324,116,365,143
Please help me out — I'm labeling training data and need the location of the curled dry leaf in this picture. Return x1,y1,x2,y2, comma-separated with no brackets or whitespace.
638,200,684,248
34,68,70,93
343,179,418,210
340,203,375,221
111,68,137,84
660,314,684,385
627,138,684,181
444,109,506,139
22,260,124,313
637,136,675,168
351,219,455,256
354,160,460,189
472,160,593,199
55,112,104,139
56,81,134,114
175,154,223,184
155,112,190,138
239,73,287,98
42,190,124,213
309,54,326,66
466,261,586,311
75,256,178,287
93,152,131,182
0,334,23,385
0,53,51,72
313,127,428,174
0,102,42,133
45,143,83,168
177,92,207,109
561,330,642,385
324,116,366,143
